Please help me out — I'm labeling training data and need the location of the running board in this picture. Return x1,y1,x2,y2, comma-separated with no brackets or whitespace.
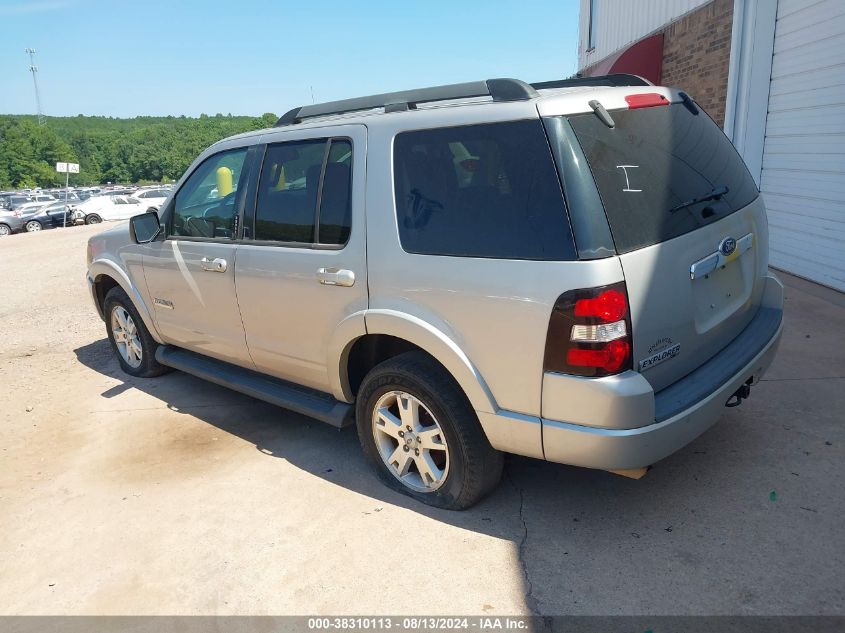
155,345,354,428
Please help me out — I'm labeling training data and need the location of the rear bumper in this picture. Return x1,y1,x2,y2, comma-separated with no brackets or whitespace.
540,274,784,470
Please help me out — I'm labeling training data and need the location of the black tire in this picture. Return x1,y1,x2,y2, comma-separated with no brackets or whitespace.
25,220,42,232
86,214,102,225
0,223,10,236
356,351,503,510
103,286,169,378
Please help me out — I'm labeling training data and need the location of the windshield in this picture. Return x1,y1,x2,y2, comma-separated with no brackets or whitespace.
565,103,759,253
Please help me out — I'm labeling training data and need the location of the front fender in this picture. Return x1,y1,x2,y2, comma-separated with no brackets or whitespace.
361,309,497,415
88,258,162,343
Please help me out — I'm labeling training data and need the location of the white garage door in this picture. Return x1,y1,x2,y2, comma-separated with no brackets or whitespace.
761,0,845,291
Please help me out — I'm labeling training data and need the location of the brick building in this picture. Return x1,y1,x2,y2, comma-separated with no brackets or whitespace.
578,0,845,292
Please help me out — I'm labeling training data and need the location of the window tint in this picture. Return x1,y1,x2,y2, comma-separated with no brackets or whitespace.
317,140,352,245
254,138,353,245
255,140,325,243
171,148,248,239
393,120,576,260
567,104,759,253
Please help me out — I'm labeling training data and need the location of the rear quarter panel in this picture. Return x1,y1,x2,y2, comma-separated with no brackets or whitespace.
364,106,625,417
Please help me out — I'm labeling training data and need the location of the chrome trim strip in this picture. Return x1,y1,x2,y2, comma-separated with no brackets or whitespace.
690,232,753,280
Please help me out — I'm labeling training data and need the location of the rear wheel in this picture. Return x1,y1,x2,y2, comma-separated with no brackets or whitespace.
25,220,42,232
356,351,503,510
86,214,102,225
104,287,169,378
0,224,10,236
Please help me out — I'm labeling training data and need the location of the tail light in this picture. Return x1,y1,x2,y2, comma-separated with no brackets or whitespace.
543,282,632,377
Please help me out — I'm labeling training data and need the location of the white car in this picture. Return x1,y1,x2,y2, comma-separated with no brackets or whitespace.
132,188,170,210
74,195,147,225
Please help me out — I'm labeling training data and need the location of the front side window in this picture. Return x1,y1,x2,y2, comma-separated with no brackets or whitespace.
171,148,248,239
254,138,352,245
392,120,576,260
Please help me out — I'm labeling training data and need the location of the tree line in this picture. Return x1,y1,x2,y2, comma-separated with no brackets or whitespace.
0,112,279,189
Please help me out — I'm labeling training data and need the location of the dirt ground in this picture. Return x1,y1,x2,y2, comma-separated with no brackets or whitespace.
0,224,843,615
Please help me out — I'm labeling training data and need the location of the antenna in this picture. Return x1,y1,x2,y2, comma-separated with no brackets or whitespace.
25,48,45,126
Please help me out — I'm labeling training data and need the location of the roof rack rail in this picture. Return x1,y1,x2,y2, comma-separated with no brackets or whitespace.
531,73,653,90
275,78,538,126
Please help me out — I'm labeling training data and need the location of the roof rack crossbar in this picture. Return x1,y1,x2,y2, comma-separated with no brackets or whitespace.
275,78,538,126
531,73,653,90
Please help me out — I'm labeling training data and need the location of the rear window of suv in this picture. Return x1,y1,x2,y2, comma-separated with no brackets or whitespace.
566,103,759,253
393,120,576,260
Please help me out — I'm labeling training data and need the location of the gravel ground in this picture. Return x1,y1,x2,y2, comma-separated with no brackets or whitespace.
0,224,842,615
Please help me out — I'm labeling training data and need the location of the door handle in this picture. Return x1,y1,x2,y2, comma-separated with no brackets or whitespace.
317,267,355,287
200,257,227,273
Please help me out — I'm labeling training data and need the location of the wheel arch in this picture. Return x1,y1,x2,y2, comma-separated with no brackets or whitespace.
334,309,497,415
89,259,162,343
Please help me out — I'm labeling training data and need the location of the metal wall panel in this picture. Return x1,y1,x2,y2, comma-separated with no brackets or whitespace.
762,0,845,291
578,0,711,68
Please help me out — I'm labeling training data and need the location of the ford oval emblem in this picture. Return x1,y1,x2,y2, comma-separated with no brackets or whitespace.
719,237,737,256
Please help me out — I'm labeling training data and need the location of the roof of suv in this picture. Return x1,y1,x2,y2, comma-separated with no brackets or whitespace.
213,74,687,148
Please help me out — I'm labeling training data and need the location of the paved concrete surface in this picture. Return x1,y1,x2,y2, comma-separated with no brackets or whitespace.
0,225,842,615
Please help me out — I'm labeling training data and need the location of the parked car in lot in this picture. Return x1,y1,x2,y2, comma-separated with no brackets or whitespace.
133,188,170,210
0,210,26,236
87,74,784,509
14,200,53,217
73,194,147,225
7,195,34,211
23,201,78,232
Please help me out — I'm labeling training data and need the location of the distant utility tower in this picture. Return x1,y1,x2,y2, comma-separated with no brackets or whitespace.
25,48,45,126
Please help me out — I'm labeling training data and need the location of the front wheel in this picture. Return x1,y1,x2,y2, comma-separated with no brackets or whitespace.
104,287,169,378
85,214,102,225
356,351,503,510
25,220,42,232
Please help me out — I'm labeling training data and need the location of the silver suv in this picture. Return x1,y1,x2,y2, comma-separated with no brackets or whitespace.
86,74,784,509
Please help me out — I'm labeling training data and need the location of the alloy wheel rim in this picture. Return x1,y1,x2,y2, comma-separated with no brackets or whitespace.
111,306,143,368
26,222,41,232
0,226,9,236
372,391,449,493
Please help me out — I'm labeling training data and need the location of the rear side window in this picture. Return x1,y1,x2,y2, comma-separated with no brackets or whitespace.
393,120,576,260
254,138,352,245
567,103,759,253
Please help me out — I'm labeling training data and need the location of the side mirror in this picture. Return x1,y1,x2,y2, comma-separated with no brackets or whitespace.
129,211,162,244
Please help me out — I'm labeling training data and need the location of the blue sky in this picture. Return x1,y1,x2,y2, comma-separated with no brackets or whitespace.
0,0,580,117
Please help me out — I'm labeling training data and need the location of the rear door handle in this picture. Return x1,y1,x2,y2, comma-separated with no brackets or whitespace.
200,257,227,273
317,267,355,287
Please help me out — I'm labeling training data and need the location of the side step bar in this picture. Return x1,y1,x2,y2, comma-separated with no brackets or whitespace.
155,345,354,428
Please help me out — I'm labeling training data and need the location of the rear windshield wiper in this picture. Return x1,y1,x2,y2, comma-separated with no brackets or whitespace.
669,185,729,213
